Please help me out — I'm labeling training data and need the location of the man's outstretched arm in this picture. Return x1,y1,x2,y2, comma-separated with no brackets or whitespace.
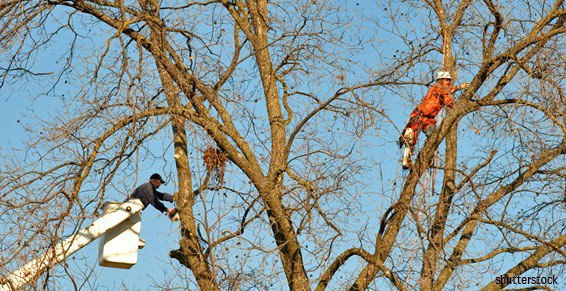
152,198,169,213
156,191,176,218
157,191,174,202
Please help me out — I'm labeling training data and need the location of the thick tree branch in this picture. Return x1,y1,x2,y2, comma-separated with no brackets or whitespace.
481,235,566,290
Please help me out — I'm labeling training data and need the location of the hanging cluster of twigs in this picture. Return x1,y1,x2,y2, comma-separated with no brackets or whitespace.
202,146,227,185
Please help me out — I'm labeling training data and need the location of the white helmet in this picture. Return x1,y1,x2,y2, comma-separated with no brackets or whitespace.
436,71,452,80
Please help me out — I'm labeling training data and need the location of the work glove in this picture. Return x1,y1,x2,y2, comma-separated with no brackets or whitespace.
456,82,470,90
167,208,178,221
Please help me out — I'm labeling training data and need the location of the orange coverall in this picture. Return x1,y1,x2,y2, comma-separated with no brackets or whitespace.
402,83,455,145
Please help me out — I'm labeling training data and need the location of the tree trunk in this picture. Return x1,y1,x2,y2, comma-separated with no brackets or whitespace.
146,3,219,287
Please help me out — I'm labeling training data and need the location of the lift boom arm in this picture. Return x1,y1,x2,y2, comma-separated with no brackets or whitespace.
0,199,144,291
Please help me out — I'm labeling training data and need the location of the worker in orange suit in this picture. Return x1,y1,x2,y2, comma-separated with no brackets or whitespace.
400,71,469,169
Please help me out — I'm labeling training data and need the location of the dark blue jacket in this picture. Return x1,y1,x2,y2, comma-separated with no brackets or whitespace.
130,182,174,213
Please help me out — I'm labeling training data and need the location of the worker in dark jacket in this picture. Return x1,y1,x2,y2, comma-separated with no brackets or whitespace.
130,173,176,218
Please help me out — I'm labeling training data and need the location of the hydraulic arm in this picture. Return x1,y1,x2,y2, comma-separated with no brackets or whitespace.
0,199,144,291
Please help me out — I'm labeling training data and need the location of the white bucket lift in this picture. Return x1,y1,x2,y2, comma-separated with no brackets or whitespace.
98,201,145,269
0,199,146,291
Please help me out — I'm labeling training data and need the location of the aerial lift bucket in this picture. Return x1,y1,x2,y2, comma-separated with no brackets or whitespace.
98,201,146,269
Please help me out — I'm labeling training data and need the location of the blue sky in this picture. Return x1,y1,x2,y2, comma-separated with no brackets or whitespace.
1,0,563,290
0,1,470,289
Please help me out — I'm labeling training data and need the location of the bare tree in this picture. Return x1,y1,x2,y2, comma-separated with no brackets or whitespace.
346,0,565,290
0,0,564,290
